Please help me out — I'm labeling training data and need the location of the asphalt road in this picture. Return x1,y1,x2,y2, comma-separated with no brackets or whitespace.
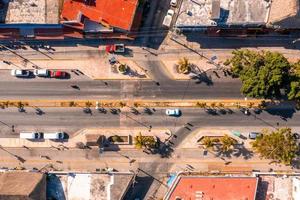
1,107,298,137
0,69,242,100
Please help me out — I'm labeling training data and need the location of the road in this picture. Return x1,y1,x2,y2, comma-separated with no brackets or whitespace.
0,69,242,100
0,106,298,137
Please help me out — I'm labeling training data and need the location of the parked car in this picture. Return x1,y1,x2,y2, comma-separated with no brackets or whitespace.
50,70,67,78
166,109,180,116
20,132,43,140
11,69,30,78
34,69,50,77
44,132,65,140
170,0,177,6
162,9,175,27
248,132,262,140
105,44,125,53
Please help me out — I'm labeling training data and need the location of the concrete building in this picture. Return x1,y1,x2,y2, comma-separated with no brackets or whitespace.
47,172,134,200
175,0,271,31
61,0,142,34
0,171,46,200
0,0,143,40
164,174,258,200
267,0,300,29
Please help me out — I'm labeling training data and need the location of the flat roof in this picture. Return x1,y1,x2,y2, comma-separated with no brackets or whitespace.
47,172,133,200
0,172,46,199
166,176,258,200
61,0,139,31
176,0,270,27
267,0,300,28
3,0,60,24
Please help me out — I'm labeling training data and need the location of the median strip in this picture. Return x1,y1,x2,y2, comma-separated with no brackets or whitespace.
0,99,273,108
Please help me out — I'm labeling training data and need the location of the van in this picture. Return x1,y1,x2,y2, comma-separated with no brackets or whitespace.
34,69,50,77
44,132,65,140
20,132,42,139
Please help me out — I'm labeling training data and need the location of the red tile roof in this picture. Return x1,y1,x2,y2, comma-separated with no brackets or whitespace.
61,0,139,31
166,176,258,200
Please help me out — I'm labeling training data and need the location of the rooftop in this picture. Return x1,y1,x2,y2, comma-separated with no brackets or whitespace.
0,171,46,200
1,0,60,24
165,175,258,200
175,0,270,27
47,172,133,200
61,0,140,31
267,0,300,28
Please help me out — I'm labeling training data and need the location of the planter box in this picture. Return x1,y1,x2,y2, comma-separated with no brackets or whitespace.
108,135,131,145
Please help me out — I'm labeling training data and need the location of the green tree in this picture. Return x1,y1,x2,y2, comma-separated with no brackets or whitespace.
251,128,298,165
288,62,300,101
177,57,191,74
134,132,157,150
226,50,291,98
219,134,237,153
117,64,128,74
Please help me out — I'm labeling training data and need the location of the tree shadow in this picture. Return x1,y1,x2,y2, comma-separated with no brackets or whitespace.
205,108,219,115
131,107,141,115
214,145,233,158
144,108,153,115
264,103,296,120
232,145,254,160
190,72,213,86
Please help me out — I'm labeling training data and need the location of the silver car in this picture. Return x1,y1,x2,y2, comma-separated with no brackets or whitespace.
11,69,30,78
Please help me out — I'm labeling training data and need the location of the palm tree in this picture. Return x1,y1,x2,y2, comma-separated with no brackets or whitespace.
134,132,157,150
210,102,216,108
218,103,224,108
202,137,214,150
196,102,207,108
117,64,129,74
177,57,191,74
134,132,144,149
219,134,237,153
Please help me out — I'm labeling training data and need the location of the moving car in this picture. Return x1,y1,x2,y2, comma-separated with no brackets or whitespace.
166,108,180,116
20,132,43,140
11,69,30,78
248,132,262,140
34,69,50,77
44,132,65,140
51,70,67,78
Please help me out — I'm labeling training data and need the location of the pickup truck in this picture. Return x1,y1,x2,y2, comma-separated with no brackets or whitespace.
105,44,125,53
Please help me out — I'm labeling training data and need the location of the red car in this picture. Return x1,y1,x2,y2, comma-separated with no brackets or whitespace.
50,70,67,78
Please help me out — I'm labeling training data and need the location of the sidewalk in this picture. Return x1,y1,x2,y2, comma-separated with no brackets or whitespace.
177,127,282,149
1,56,149,80
0,128,171,149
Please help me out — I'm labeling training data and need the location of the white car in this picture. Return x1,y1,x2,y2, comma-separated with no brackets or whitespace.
170,0,177,7
167,9,175,17
11,69,30,78
166,109,180,116
34,69,50,77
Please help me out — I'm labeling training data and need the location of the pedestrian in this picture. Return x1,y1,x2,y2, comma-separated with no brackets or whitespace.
11,125,15,132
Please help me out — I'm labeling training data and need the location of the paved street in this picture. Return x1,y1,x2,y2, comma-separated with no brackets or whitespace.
0,107,298,137
0,69,242,100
